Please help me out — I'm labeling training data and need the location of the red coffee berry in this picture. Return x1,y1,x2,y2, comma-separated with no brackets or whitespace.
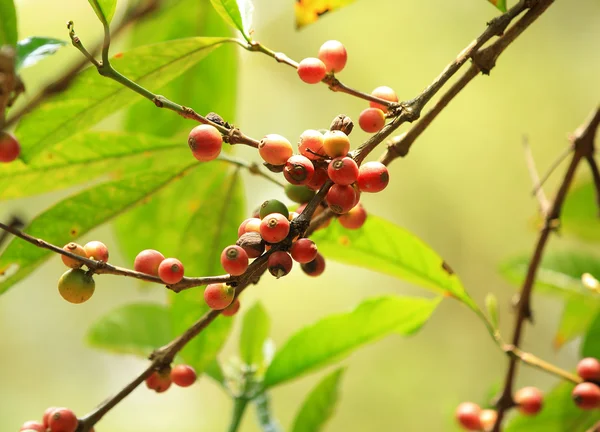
145,370,172,393
301,253,326,277
326,184,357,214
221,245,249,275
157,258,184,284
328,156,359,186
572,382,600,410
479,409,497,432
259,134,293,166
238,218,254,237
83,240,109,262
357,161,389,193
358,107,386,133
369,86,398,112
577,357,600,382
318,40,347,73
455,402,482,431
306,167,330,191
284,154,315,185
61,242,87,269
290,238,318,263
171,364,197,387
268,251,293,278
299,129,326,160
323,130,350,158
297,57,327,84
43,407,58,428
260,213,290,243
20,421,45,432
222,298,240,316
188,124,223,162
0,132,20,163
338,203,367,229
514,386,543,415
204,283,235,310
134,249,165,276
48,407,78,432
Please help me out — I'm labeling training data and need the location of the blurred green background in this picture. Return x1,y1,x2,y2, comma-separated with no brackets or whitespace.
1,0,600,431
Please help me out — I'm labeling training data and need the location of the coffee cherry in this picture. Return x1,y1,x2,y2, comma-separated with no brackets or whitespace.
328,156,359,186
43,407,58,428
260,213,290,243
285,184,316,204
268,251,293,278
188,124,223,161
299,129,326,160
514,386,543,415
204,283,235,310
306,167,330,191
171,364,197,387
284,154,315,185
48,407,78,432
134,249,165,276
146,370,172,393
258,134,293,166
222,298,240,316
0,132,20,163
297,57,327,84
357,161,389,193
236,232,265,258
158,258,184,284
58,269,95,304
19,421,45,432
369,86,398,112
479,409,497,432
338,202,367,229
572,382,600,410
323,130,350,158
240,217,261,234
455,402,482,431
61,242,87,269
290,239,318,263
318,40,347,73
358,108,386,133
577,357,600,382
83,240,109,262
221,245,249,276
259,199,290,219
326,184,357,214
301,253,326,277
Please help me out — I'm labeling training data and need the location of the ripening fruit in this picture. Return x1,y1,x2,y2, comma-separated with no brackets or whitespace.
134,249,165,276
61,242,87,269
338,203,367,229
158,258,185,284
83,240,109,262
297,57,327,84
260,213,290,243
260,199,290,219
328,156,359,186
19,421,45,432
358,108,386,133
576,357,600,382
58,269,95,304
240,217,261,235
479,409,497,432
236,232,265,258
204,283,235,310
357,161,389,193
285,184,316,204
318,40,347,73
171,364,197,387
220,245,249,276
48,407,78,432
369,86,398,112
290,238,318,263
514,386,543,415
222,298,240,316
268,251,293,278
299,129,326,160
259,134,294,166
326,184,357,214
188,124,223,162
572,382,600,410
301,253,326,277
455,402,482,431
284,154,315,185
43,407,58,429
323,130,350,158
146,370,172,393
0,132,21,163
306,167,330,191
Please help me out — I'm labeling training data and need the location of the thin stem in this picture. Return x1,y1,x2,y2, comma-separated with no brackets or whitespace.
228,397,249,432
531,144,573,196
504,345,582,384
523,135,551,216
217,153,286,188
586,155,600,215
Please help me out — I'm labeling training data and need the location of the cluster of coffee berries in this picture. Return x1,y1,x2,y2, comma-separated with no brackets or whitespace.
358,86,398,134
57,241,109,304
133,249,185,285
297,40,347,84
19,407,86,432
0,131,20,163
145,364,198,394
573,357,600,410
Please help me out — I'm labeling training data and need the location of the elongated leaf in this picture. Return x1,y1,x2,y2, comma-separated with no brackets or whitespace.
264,295,441,388
16,37,231,162
15,37,66,70
562,183,600,242
87,303,171,356
88,0,117,25
487,0,507,13
294,0,355,29
582,311,600,359
0,161,196,295
485,293,499,330
554,297,600,349
291,368,346,432
240,302,270,368
0,0,17,46
210,0,253,39
311,215,474,308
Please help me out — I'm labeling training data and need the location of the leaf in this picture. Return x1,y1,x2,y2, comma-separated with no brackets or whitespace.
291,368,346,432
88,0,117,25
0,0,17,46
263,295,441,388
16,37,231,162
485,293,499,330
87,303,171,356
311,215,475,309
505,381,600,431
487,0,507,13
581,311,600,359
210,0,254,40
554,297,600,350
239,301,270,368
294,0,356,29
0,161,196,295
562,183,600,242
15,37,67,70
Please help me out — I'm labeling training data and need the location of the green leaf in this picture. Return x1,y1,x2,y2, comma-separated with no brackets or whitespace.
486,0,507,13
15,37,66,70
210,0,254,40
239,301,270,368
562,183,600,242
88,0,117,25
505,381,600,431
485,293,499,330
291,368,346,432
582,311,600,359
87,303,171,356
311,215,475,309
554,297,600,350
16,37,231,162
263,295,441,388
0,161,196,295
294,0,356,29
0,0,17,46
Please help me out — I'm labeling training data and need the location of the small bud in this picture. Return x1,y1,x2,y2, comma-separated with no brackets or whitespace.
236,232,265,258
329,114,354,135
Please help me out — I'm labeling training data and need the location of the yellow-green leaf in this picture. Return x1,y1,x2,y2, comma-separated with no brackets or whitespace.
295,0,356,29
486,0,507,13
210,0,254,40
88,0,117,25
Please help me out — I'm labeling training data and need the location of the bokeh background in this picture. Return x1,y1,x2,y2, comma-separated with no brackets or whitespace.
2,0,600,430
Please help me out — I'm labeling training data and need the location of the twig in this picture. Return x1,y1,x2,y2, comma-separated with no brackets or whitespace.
503,344,582,384
217,153,286,188
522,136,551,216
586,154,600,216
